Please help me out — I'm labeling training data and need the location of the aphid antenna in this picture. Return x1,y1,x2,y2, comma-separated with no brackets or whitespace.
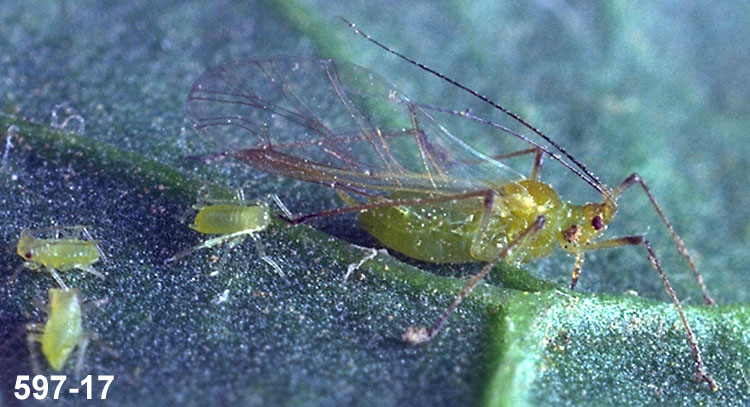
340,17,611,199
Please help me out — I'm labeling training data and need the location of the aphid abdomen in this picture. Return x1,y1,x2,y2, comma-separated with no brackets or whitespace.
360,194,485,263
191,204,271,235
360,181,564,264
40,288,83,370
32,239,100,271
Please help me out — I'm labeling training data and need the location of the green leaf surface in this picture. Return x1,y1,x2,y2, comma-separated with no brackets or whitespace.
1,1,749,406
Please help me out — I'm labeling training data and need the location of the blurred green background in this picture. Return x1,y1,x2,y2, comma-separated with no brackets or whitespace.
1,1,749,406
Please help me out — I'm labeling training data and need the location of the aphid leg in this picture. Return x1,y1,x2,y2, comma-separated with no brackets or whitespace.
569,252,585,289
267,194,293,220
489,147,545,180
469,190,498,258
65,225,86,239
8,263,27,283
613,173,715,305
403,215,547,345
212,235,268,277
217,249,240,277
73,334,90,379
343,245,379,282
46,268,69,290
251,234,286,279
79,226,108,264
531,148,545,180
211,237,242,276
31,296,49,313
25,328,44,375
578,235,718,392
165,229,256,264
80,265,106,281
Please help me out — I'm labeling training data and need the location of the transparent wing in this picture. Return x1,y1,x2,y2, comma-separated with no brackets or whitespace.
186,57,523,196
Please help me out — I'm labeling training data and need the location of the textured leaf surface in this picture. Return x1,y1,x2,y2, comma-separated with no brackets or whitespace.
1,1,749,406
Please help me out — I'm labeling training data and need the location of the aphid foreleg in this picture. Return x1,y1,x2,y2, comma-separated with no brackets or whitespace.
403,215,547,345
613,173,715,306
579,235,717,391
531,148,545,180
63,225,87,239
569,253,585,289
251,234,286,279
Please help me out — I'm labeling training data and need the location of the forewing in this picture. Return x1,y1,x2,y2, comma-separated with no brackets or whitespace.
186,58,522,196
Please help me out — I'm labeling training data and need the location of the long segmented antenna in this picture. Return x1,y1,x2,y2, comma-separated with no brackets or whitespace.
340,17,609,198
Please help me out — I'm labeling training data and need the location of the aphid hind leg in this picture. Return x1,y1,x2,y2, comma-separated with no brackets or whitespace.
403,215,547,345
614,173,714,306
578,235,717,391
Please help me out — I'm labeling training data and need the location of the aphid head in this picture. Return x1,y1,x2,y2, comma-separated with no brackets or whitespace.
559,199,617,252
16,232,35,260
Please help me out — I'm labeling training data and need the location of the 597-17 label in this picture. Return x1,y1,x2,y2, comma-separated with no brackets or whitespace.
14,375,114,400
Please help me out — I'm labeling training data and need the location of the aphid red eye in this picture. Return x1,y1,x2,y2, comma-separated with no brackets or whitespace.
24,252,33,259
591,215,604,230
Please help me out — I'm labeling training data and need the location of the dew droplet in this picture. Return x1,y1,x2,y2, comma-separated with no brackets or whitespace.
50,102,85,134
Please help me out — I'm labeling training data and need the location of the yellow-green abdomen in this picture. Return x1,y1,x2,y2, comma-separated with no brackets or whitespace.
359,180,565,264
191,205,271,235
360,194,484,262
41,289,83,370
